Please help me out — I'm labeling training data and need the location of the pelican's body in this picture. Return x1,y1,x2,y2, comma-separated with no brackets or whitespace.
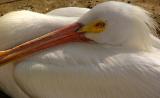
0,8,89,98
0,1,160,98
15,43,160,98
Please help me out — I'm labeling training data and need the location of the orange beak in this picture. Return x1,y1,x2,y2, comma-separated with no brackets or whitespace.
0,23,89,65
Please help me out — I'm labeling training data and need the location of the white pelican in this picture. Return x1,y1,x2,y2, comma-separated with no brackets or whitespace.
0,1,160,98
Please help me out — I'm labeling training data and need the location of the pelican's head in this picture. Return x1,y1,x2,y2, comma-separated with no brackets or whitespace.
0,1,158,64
78,1,157,50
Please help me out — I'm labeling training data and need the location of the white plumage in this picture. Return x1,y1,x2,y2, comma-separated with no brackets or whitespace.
0,7,88,98
47,7,90,17
0,1,160,98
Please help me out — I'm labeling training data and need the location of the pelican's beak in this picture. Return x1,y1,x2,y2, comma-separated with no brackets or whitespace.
0,23,88,65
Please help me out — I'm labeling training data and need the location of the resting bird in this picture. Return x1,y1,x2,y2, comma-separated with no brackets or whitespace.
0,1,160,98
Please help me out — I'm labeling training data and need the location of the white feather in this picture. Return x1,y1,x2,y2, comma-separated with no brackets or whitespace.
15,2,160,97
0,8,82,98
0,10,78,50
0,1,160,98
15,43,160,98
47,7,90,17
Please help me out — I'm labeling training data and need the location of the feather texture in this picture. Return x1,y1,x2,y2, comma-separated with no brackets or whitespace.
0,1,159,98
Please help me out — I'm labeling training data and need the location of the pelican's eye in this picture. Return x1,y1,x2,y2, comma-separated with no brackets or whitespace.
79,20,106,33
94,21,106,28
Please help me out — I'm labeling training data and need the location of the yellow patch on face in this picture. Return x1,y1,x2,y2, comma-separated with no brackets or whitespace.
79,20,106,33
